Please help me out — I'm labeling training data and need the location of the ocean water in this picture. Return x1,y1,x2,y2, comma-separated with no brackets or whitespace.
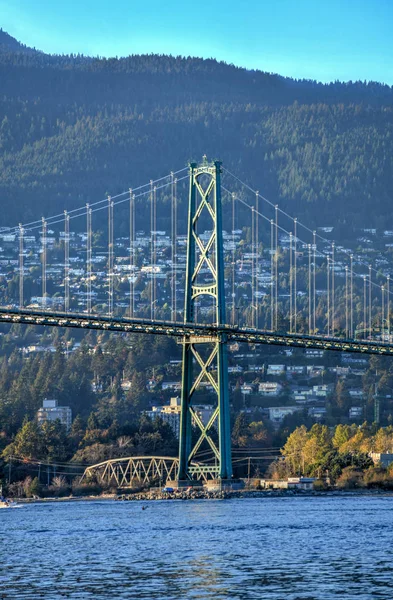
1,495,393,599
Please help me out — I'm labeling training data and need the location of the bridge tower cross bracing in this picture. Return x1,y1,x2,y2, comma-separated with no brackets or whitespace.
177,158,232,483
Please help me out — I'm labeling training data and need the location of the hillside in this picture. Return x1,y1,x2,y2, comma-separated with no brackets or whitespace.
0,29,39,54
0,31,392,229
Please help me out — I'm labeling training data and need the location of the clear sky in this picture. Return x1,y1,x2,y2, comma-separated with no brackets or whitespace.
1,0,392,84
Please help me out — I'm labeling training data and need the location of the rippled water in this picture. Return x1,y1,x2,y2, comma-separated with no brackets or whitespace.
1,496,393,599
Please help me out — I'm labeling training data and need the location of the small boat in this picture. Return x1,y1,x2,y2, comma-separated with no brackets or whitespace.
0,500,16,508
0,486,17,508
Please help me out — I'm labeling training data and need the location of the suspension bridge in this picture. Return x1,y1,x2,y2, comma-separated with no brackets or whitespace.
0,156,392,485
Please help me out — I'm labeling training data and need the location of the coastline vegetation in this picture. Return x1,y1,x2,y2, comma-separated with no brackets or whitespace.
269,422,393,489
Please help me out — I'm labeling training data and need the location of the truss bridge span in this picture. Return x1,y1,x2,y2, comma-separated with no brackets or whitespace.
81,456,217,488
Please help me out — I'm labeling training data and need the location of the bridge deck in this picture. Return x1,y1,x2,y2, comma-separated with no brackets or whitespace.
0,307,393,356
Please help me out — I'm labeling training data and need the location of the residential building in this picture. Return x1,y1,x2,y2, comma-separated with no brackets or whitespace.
287,366,306,376
248,365,264,372
146,397,181,437
266,364,286,376
228,365,244,374
349,406,363,419
259,382,283,396
306,365,325,376
313,384,333,397
146,397,216,438
308,407,327,420
369,453,393,468
268,406,301,425
240,384,254,395
37,399,72,431
260,477,316,490
287,477,316,490
162,381,181,391
305,349,324,358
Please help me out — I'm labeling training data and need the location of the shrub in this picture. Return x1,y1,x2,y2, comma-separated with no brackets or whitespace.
336,467,364,490
71,483,103,496
28,477,43,498
313,479,330,491
363,467,393,490
47,485,71,497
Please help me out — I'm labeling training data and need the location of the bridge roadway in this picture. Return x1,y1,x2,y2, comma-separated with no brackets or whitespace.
0,307,393,356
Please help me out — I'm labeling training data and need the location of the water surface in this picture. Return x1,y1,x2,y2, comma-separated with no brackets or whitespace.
1,496,393,599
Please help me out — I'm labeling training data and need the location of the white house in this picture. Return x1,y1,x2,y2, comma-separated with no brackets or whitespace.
259,382,283,396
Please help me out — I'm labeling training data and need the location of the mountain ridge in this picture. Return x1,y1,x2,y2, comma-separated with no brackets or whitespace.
0,30,392,230
0,28,41,54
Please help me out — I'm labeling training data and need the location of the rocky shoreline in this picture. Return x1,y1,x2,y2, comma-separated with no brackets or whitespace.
115,488,393,502
11,488,393,504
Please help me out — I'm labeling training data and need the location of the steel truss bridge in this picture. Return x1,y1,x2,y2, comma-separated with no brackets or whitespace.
81,456,217,487
3,157,393,485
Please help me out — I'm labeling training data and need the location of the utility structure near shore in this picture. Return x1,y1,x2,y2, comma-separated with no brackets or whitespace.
177,158,232,484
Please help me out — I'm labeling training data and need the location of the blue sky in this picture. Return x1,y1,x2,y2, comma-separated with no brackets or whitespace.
1,0,392,84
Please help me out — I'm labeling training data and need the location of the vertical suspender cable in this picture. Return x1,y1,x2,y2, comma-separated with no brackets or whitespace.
294,218,297,333
289,231,293,333
382,285,385,340
350,254,353,339
363,276,367,340
64,211,69,312
270,219,274,331
129,189,135,318
369,265,372,338
232,192,236,326
111,200,114,315
86,204,92,314
275,205,278,331
150,181,154,320
108,196,113,316
171,173,175,321
327,257,330,336
153,185,157,320
19,224,24,308
345,266,349,338
255,191,259,329
108,197,111,315
251,206,255,328
86,204,89,313
41,217,47,309
174,178,177,321
331,242,335,335
386,275,390,343
308,244,312,333
313,231,316,333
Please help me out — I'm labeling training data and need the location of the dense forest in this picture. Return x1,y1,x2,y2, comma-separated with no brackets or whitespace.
0,29,393,229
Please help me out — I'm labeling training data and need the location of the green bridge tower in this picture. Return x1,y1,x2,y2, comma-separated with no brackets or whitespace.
177,158,233,484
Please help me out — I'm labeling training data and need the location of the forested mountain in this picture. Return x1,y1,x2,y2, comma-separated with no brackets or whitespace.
0,29,40,54
0,30,392,229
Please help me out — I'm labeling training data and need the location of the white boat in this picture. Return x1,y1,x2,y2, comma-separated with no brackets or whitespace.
0,486,18,508
0,500,15,508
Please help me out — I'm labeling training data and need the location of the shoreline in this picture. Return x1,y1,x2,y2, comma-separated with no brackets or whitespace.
117,488,393,501
13,494,117,504
11,488,393,504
